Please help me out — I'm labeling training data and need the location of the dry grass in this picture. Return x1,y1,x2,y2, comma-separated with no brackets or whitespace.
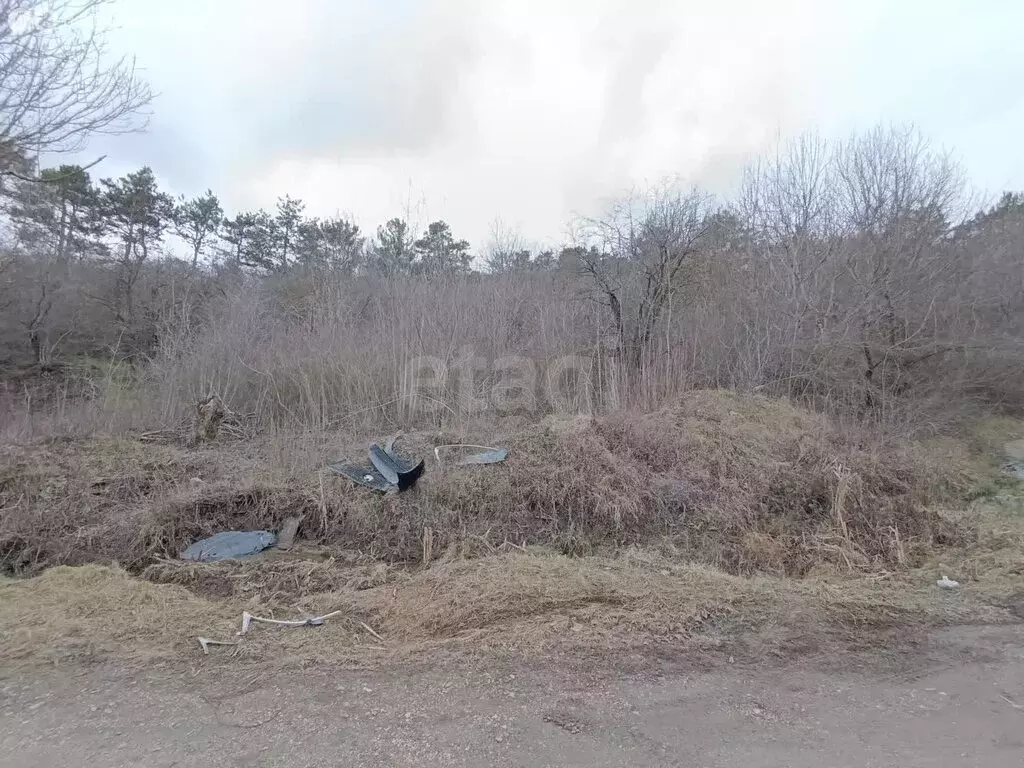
0,390,974,576
0,564,231,664
1,544,1012,669
142,550,400,599
1,391,1018,670
597,391,968,573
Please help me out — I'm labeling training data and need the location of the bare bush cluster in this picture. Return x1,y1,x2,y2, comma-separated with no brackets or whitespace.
0,121,1022,440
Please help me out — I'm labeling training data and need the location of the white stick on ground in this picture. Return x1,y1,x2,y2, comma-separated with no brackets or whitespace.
197,637,240,654
359,621,384,642
238,610,343,635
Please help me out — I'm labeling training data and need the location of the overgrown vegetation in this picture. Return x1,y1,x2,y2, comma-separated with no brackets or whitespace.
0,391,985,577
2,131,1022,439
0,0,1022,667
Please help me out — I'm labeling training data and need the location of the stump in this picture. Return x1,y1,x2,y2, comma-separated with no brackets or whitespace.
192,393,226,445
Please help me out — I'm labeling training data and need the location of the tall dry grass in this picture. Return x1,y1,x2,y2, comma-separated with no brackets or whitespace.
2,255,1018,443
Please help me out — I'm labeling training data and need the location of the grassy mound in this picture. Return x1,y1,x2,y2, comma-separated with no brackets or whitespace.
0,564,228,663
596,391,965,573
4,548,1009,668
0,390,969,577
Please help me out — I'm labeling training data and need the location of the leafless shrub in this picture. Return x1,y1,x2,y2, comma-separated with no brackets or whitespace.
573,182,713,405
0,123,1020,441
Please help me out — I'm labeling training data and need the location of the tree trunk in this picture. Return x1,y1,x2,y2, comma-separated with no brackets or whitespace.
28,327,42,365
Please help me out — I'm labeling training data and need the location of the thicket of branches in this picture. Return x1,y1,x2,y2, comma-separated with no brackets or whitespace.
0,0,150,174
1,123,1021,439
0,1,1019,436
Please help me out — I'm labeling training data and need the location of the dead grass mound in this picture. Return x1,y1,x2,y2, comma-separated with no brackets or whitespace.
338,390,965,573
138,481,315,564
4,548,1006,668
0,437,297,573
595,391,966,573
0,390,971,577
142,551,398,599
0,564,230,664
329,418,671,560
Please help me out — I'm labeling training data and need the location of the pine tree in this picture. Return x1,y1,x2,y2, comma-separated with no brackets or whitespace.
369,218,416,277
8,165,102,362
296,216,364,274
414,221,471,275
175,190,223,268
99,167,174,323
274,195,305,269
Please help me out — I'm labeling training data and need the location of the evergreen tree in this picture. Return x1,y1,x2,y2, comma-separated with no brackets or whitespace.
8,165,102,361
369,218,416,277
220,210,279,271
274,195,305,269
175,190,223,268
414,220,471,275
296,216,364,274
99,167,174,323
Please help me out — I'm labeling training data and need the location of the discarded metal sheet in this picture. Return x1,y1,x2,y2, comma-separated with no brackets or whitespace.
457,447,509,465
369,443,424,490
329,434,503,492
180,530,277,562
369,443,401,485
434,444,510,468
384,434,422,469
383,433,402,456
326,435,425,493
326,461,394,492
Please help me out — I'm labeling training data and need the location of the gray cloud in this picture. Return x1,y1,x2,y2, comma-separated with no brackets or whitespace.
244,0,487,159
63,0,1024,245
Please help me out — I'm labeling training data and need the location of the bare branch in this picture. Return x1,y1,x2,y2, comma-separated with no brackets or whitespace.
0,0,152,172
0,152,104,181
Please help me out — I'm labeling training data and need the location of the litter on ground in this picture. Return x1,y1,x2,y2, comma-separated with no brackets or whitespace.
327,434,425,492
274,516,303,551
180,530,277,562
197,636,239,655
326,433,507,493
433,444,509,467
238,610,343,635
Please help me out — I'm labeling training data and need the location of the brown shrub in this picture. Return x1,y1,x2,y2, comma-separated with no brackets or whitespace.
0,391,970,577
596,390,965,573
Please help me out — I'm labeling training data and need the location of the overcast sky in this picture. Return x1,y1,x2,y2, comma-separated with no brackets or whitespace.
79,0,1024,247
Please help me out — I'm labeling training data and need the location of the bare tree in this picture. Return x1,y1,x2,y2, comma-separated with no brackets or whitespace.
0,0,152,176
736,133,846,391
576,182,712,370
834,125,969,406
483,217,529,274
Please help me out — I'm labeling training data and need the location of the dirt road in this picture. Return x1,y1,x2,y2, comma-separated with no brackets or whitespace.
2,624,1023,767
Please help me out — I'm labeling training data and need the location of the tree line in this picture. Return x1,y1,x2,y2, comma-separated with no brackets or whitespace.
0,0,1021,425
5,164,488,276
